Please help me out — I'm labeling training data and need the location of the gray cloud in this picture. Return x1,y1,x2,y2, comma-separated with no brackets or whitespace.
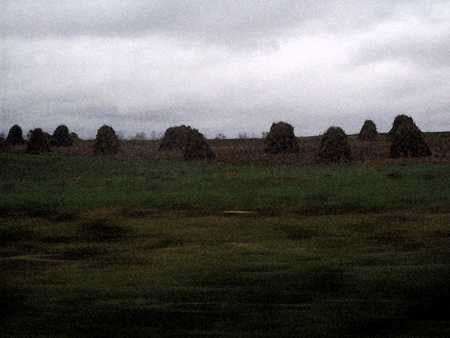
0,1,449,138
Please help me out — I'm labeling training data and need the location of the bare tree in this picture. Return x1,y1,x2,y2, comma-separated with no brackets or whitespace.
133,132,147,140
215,133,226,140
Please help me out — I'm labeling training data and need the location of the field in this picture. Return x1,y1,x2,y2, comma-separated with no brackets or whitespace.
2,135,450,337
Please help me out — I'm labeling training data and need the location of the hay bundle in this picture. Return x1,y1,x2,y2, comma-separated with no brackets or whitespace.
358,120,378,141
389,115,414,136
52,125,73,147
183,129,215,160
27,128,51,154
70,132,80,143
390,120,431,158
318,127,351,163
159,125,192,151
6,125,25,145
264,122,299,154
94,125,120,155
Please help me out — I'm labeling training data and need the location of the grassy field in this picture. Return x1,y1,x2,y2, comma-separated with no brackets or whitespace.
1,153,450,337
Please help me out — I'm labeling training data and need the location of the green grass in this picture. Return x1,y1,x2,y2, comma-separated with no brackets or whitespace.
1,153,450,214
1,153,450,337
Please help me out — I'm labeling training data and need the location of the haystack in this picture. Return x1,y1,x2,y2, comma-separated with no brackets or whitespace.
159,125,192,151
264,122,299,154
183,129,215,160
318,127,351,163
358,120,378,141
389,115,414,136
27,129,51,154
390,122,431,158
94,125,120,155
6,125,25,145
52,125,73,147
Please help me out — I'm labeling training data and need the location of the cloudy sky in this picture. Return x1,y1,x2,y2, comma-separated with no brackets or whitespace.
1,0,449,138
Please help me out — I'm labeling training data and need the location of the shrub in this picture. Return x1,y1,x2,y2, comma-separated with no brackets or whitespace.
94,125,120,155
26,128,51,154
390,121,432,158
6,125,25,145
389,115,414,136
358,120,378,141
318,127,351,163
264,121,299,154
159,125,192,151
52,125,73,147
183,129,215,160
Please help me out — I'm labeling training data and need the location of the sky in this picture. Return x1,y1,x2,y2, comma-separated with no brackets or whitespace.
1,0,449,138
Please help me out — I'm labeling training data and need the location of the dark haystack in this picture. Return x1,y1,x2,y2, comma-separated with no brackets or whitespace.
358,120,378,141
27,128,51,154
389,114,414,136
52,125,73,147
159,125,192,151
390,122,431,158
183,129,215,161
318,127,351,163
94,125,120,155
70,132,80,142
264,121,299,154
6,125,25,145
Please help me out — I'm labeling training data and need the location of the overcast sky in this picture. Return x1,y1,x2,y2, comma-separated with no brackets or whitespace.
1,0,449,138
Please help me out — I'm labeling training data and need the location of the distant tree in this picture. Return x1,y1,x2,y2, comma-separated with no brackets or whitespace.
264,122,299,154
215,133,226,140
318,127,351,163
52,125,73,147
116,130,126,140
94,125,120,155
27,128,51,154
238,132,248,139
6,125,25,145
150,131,162,140
358,120,378,141
133,132,147,140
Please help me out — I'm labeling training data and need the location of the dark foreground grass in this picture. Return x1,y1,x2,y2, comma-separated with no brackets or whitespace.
1,154,450,337
1,153,450,214
1,211,450,337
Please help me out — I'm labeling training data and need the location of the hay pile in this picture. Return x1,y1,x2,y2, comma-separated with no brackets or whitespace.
358,120,378,141
390,116,431,158
6,125,25,145
94,125,120,155
159,125,192,151
52,125,73,147
70,132,80,143
183,129,215,160
27,129,51,154
318,127,351,163
389,115,414,136
159,125,215,160
264,122,299,154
